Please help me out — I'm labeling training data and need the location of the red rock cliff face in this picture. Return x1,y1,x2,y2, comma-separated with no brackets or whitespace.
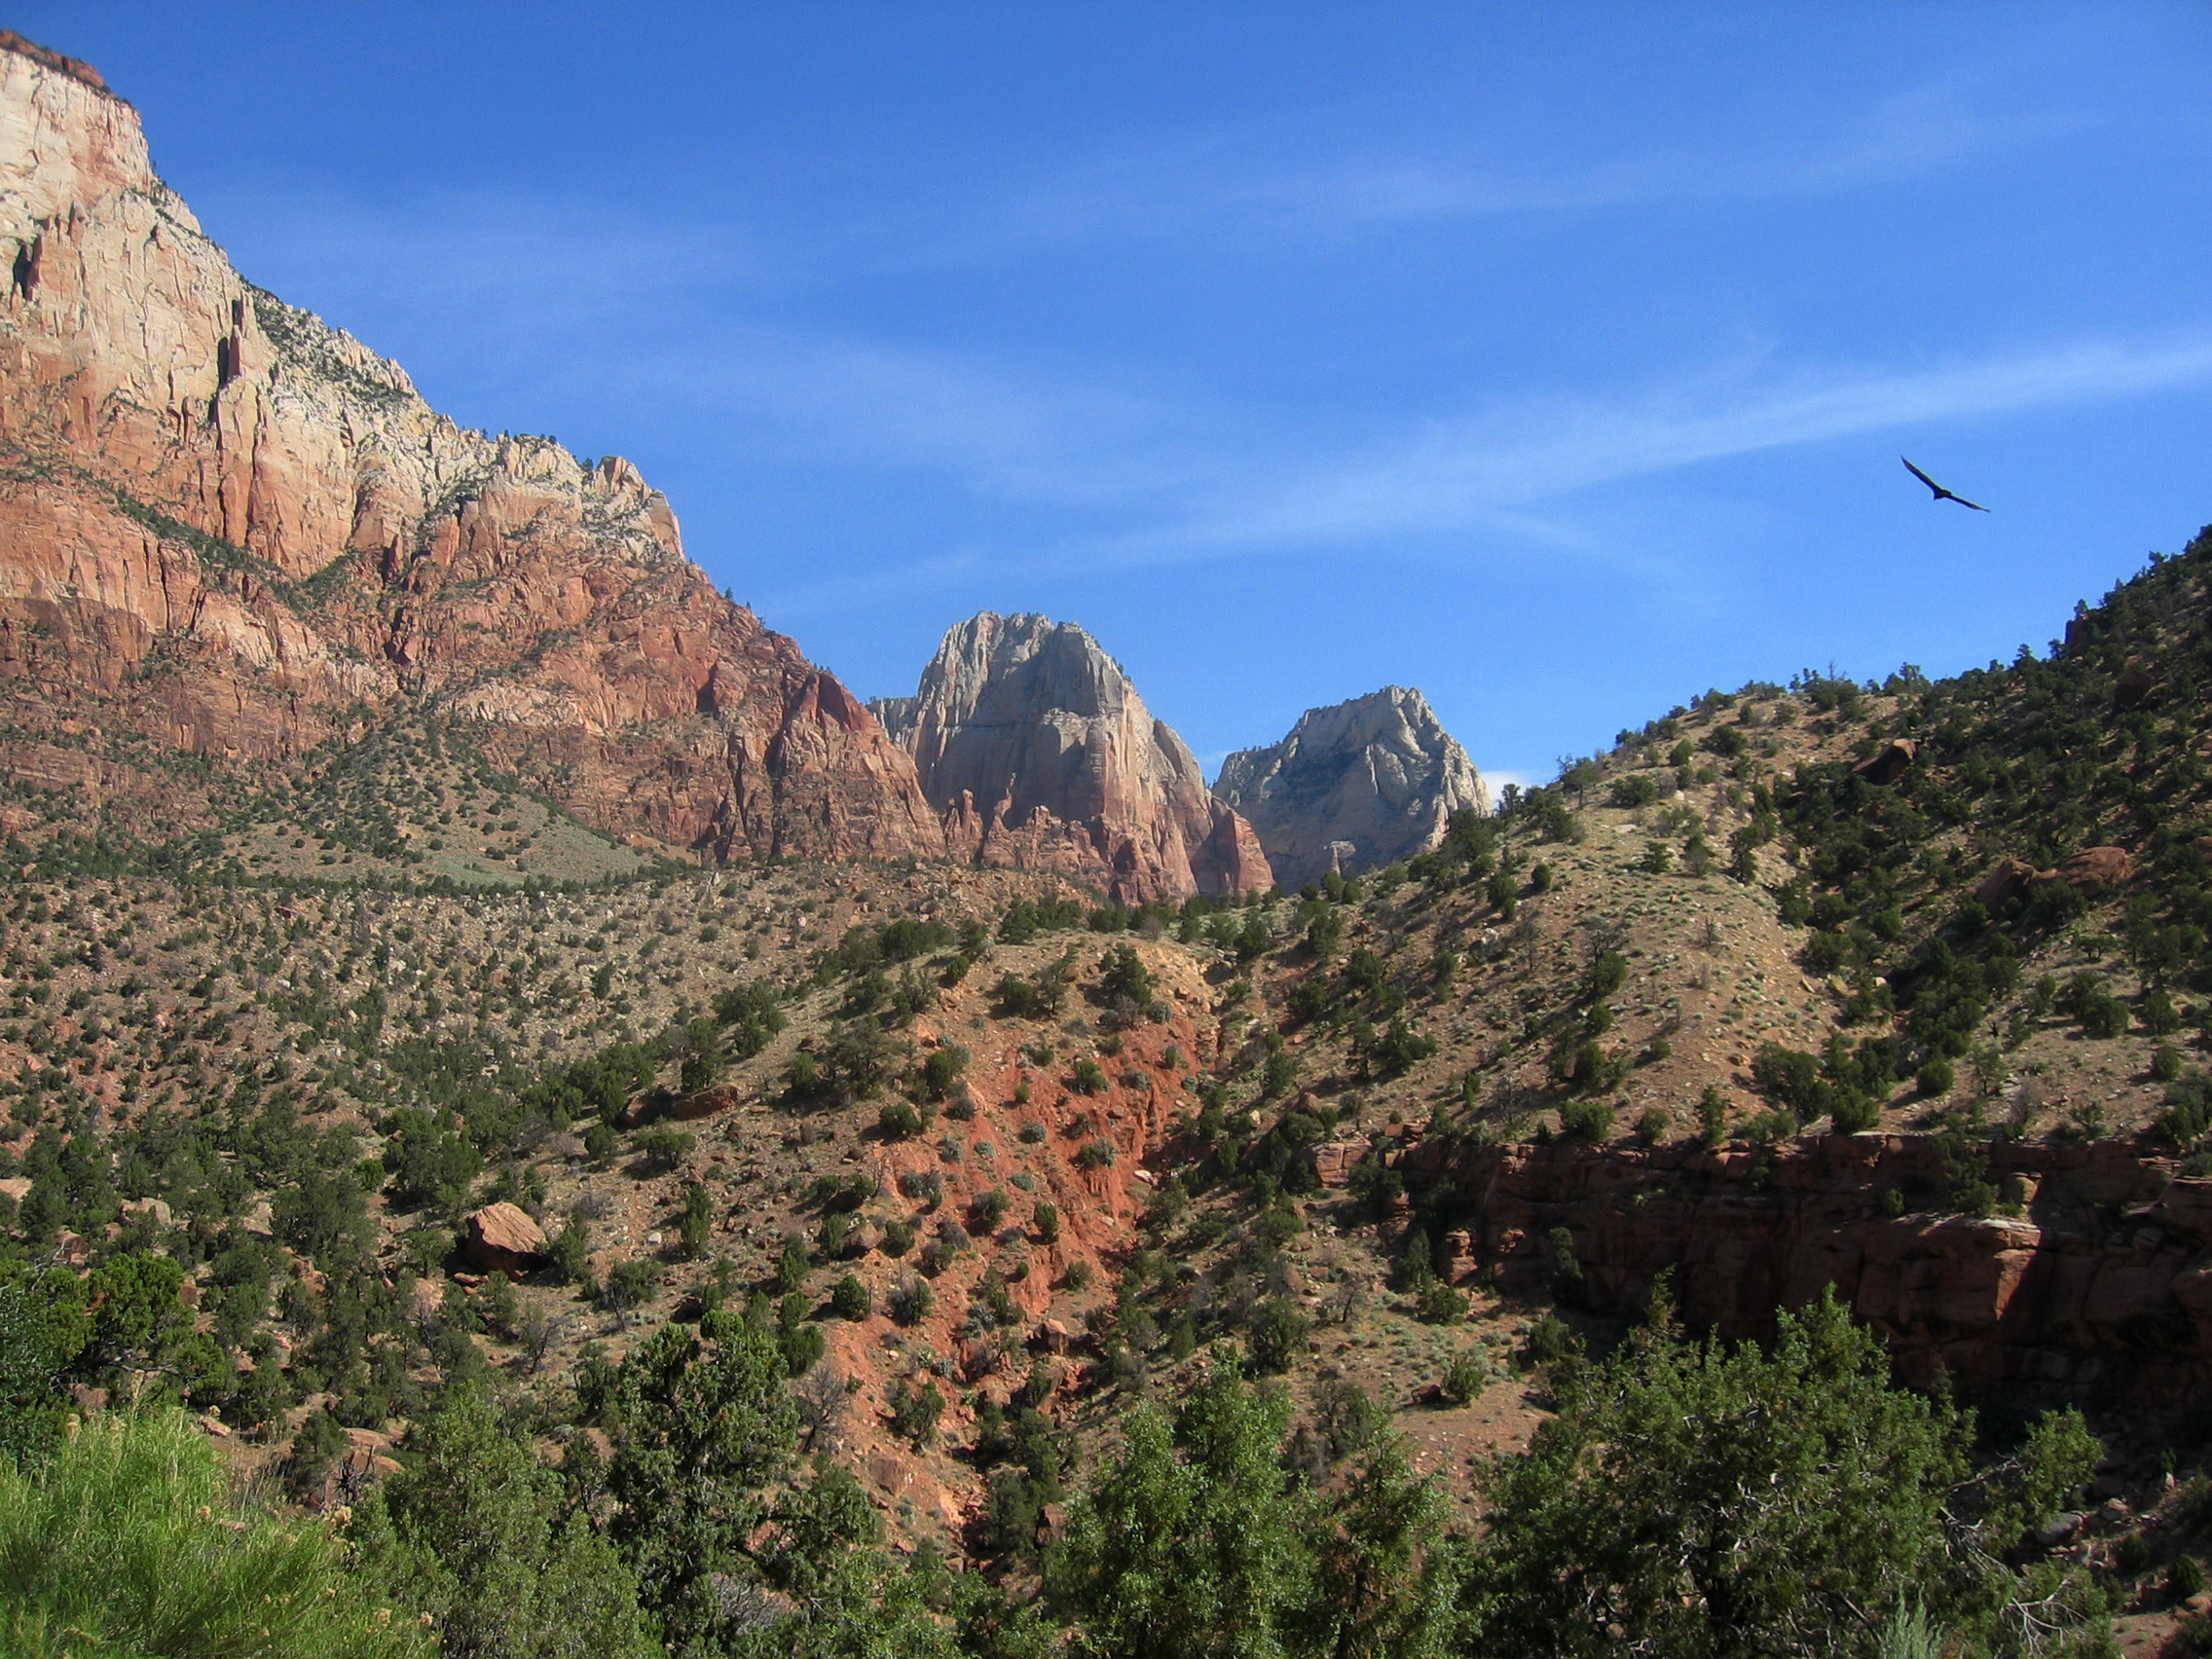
0,42,942,863
872,611,1272,903
1404,1132,2212,1412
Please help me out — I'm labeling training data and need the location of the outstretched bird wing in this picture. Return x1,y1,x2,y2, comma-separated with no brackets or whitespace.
1900,455,1990,511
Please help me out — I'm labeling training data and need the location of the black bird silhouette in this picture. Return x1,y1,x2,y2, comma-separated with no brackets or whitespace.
1900,456,1989,511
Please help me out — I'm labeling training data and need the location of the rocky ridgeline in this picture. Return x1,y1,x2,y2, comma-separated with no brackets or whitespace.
0,42,940,863
873,611,1272,903
1213,684,1489,887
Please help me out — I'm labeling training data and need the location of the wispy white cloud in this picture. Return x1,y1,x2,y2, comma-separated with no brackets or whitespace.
926,61,2086,259
748,328,2212,617
1149,334,2212,556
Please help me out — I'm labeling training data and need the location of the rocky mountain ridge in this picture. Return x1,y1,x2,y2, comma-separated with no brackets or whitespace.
0,40,941,866
873,610,1272,903
1213,684,1489,887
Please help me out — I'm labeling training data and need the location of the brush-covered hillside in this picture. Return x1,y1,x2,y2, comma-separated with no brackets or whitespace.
10,533,2212,1657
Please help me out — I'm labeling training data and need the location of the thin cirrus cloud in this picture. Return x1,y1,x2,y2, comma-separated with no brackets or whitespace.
944,61,2086,257
751,328,2212,614
1135,334,2212,559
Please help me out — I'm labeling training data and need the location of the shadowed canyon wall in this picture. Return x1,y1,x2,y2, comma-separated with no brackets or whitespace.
1399,1130,2212,1412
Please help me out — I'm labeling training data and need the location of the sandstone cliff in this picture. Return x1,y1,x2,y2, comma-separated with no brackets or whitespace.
0,39,941,864
873,611,1271,903
1398,1130,2212,1413
1212,685,1488,888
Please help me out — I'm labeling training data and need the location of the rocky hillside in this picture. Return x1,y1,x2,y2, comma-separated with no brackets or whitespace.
11,512,2212,1657
0,40,940,867
873,611,1271,903
1214,684,1489,887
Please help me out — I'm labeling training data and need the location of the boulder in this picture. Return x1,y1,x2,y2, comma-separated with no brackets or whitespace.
461,1202,547,1276
666,1082,745,1122
1310,1139,1368,1189
2115,667,2157,709
2037,846,2134,889
1850,738,1918,787
1974,858,2040,911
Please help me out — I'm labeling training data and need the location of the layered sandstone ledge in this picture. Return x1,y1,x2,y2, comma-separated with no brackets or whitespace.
1399,1131,2211,1409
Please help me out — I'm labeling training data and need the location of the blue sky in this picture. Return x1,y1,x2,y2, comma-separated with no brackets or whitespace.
21,4,2212,790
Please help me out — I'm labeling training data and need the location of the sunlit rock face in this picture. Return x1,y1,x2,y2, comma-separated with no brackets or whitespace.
1213,685,1489,888
0,38,943,862
874,611,1272,903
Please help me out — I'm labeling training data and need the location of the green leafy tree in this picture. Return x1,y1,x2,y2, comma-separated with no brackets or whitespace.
1248,1297,1311,1374
1469,1286,2101,1658
1051,1358,1318,1659
351,1385,656,1659
594,1313,799,1650
1100,943,1156,1007
1298,1439,1460,1659
0,1262,89,1462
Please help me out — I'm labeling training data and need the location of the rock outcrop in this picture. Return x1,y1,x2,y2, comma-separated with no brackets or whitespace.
1401,1130,2212,1412
0,38,942,864
1211,686,1488,888
1974,847,2136,911
872,612,1272,903
461,1201,547,1276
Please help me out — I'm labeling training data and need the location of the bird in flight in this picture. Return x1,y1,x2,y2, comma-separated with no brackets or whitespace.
1900,456,1989,511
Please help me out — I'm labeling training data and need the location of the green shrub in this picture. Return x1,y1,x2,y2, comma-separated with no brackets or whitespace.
2171,1554,2207,1600
1830,1091,1882,1134
635,1126,693,1173
877,1100,923,1138
775,1237,811,1295
1559,1099,1614,1143
921,1045,970,1099
1916,1058,1956,1098
1418,1278,1465,1325
548,1218,591,1285
887,1273,933,1327
1698,1085,1729,1148
1441,1349,1488,1404
1583,950,1629,1001
890,1377,944,1446
1522,1312,1582,1372
1247,1297,1311,1374
2078,990,2129,1040
1033,1200,1060,1243
0,1409,425,1658
830,1275,869,1320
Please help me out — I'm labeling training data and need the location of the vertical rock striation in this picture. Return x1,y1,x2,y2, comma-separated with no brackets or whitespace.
0,37,941,863
1212,685,1488,888
873,611,1272,903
